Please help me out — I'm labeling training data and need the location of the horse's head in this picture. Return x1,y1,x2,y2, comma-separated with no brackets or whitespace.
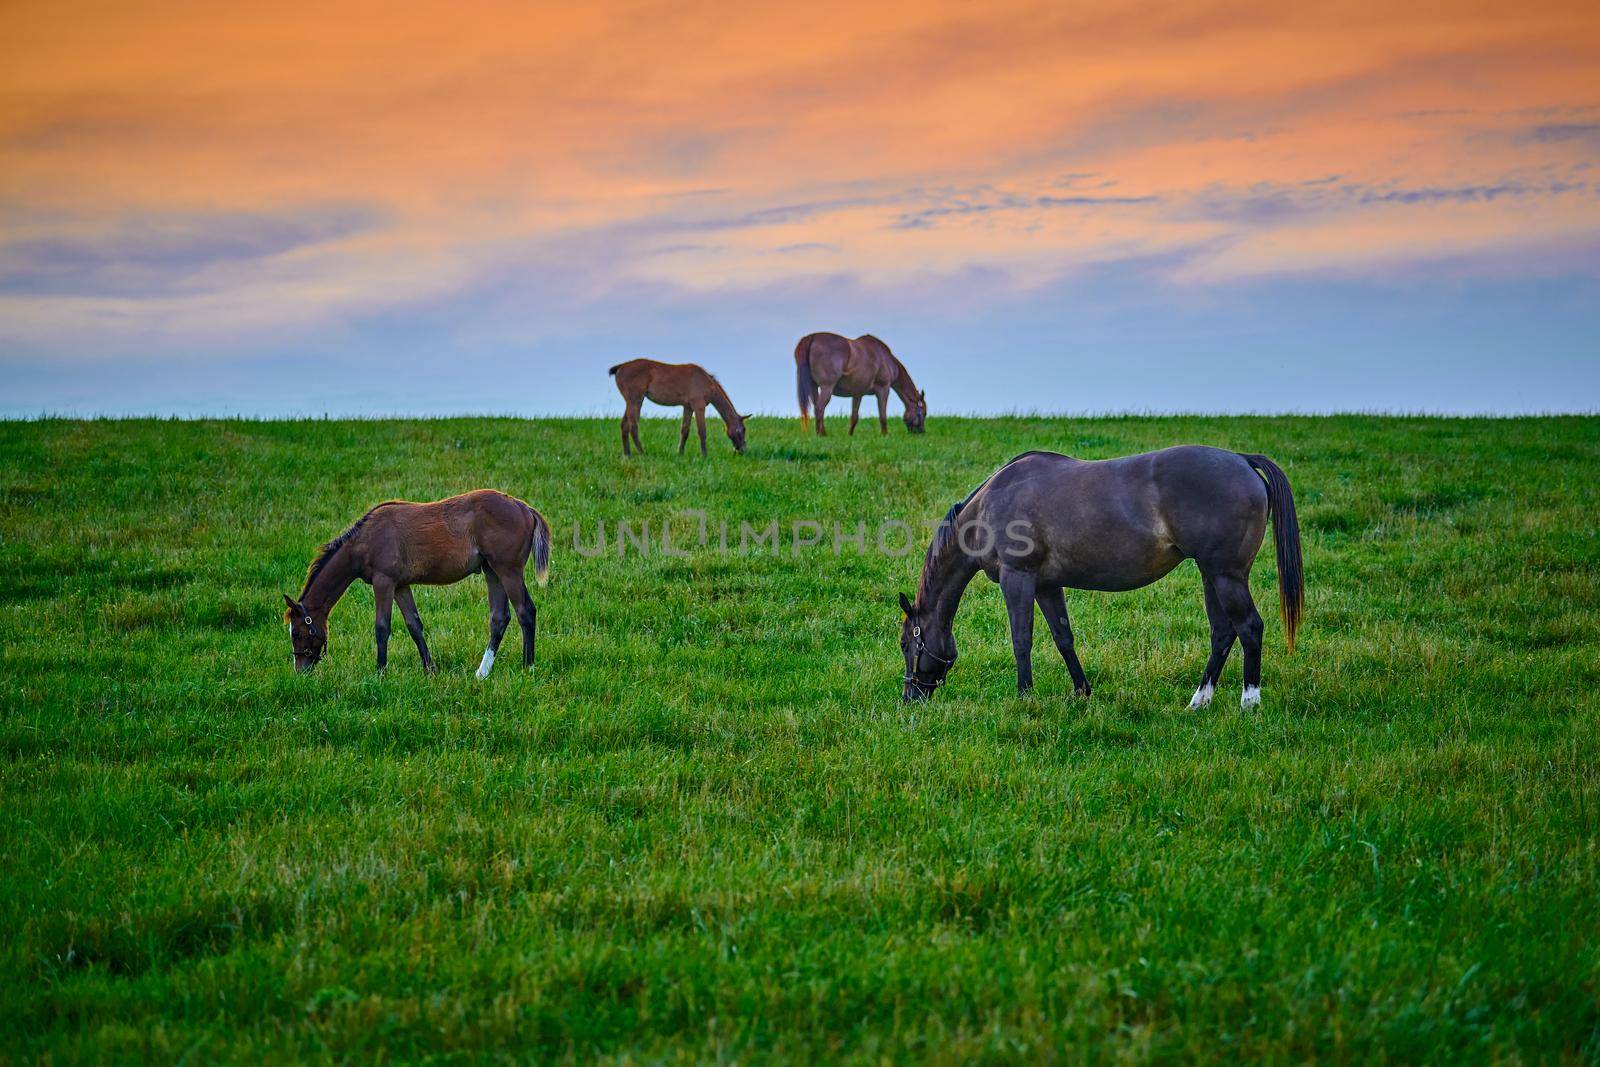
727,412,751,454
904,390,927,434
283,593,327,672
899,591,954,701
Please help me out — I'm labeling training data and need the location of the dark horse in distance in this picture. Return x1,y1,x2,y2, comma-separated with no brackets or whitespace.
794,332,926,436
609,358,750,457
284,490,551,677
899,446,1303,707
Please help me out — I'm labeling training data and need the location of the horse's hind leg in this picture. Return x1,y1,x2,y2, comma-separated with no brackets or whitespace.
623,397,645,455
477,569,511,678
498,568,538,670
999,565,1037,694
814,384,834,436
678,407,692,454
395,586,435,673
1035,586,1090,696
1189,573,1235,708
848,395,861,435
1211,571,1263,707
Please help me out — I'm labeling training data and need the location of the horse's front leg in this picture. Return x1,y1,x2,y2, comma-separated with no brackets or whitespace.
1035,586,1090,696
395,586,435,673
999,565,1037,694
694,405,708,456
876,388,889,434
373,577,395,671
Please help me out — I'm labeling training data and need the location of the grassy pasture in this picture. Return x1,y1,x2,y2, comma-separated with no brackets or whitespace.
1,414,1597,1062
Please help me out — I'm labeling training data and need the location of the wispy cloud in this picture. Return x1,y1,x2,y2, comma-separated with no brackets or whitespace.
0,205,385,297
889,188,1160,230
1531,123,1600,146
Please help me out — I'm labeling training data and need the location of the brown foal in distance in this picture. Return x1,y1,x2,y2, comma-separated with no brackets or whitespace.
608,358,750,457
283,490,551,677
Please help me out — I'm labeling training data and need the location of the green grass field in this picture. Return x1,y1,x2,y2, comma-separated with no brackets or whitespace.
3,415,1597,1062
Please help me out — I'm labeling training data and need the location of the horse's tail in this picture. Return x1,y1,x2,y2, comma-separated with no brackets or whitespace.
794,335,815,430
607,362,624,376
527,506,552,588
1241,453,1303,653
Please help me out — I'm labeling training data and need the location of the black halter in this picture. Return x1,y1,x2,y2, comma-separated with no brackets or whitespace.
904,624,954,695
292,611,322,658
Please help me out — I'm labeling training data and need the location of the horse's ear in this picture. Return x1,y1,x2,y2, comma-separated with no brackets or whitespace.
741,412,752,420
898,592,914,616
283,593,299,611
920,389,926,401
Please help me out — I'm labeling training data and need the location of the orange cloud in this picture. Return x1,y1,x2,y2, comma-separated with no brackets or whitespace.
2,0,1597,341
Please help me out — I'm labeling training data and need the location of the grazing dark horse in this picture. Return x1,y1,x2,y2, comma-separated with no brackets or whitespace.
283,490,551,677
899,446,1303,707
794,332,926,436
609,358,750,457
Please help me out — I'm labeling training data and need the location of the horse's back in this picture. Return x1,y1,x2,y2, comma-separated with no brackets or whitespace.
617,358,713,404
966,446,1266,588
812,333,889,393
367,490,522,534
371,491,535,584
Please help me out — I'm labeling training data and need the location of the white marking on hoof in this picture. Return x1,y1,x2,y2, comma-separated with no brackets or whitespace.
475,648,495,679
1188,683,1214,709
1241,685,1261,708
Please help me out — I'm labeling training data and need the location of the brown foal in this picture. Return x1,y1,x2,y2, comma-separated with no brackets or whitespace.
284,490,551,676
608,358,751,457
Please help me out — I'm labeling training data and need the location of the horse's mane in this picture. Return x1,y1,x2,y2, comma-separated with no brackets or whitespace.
914,454,1058,606
704,373,738,415
915,483,983,607
300,501,399,597
863,336,915,391
914,501,964,607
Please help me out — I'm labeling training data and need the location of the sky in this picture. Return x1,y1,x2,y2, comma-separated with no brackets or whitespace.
2,0,1598,417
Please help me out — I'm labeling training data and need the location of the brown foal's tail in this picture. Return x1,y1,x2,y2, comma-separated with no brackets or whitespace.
1241,453,1303,653
529,508,552,587
795,335,815,430
607,363,624,376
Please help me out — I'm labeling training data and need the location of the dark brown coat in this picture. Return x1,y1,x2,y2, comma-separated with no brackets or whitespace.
284,490,550,675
